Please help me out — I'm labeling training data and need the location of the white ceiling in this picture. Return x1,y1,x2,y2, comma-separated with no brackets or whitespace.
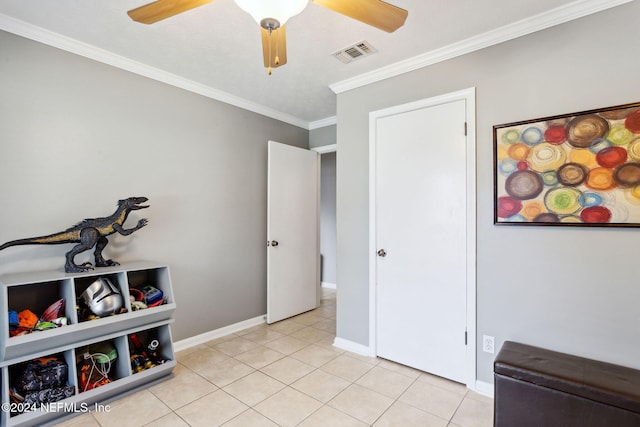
0,0,630,128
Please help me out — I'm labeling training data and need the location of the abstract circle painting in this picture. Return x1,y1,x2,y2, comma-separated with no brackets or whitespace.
494,102,640,226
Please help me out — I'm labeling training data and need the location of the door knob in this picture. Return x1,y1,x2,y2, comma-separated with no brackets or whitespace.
271,240,279,247
377,249,386,257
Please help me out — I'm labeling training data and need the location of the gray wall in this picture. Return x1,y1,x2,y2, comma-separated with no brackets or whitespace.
320,152,337,285
310,124,336,149
0,31,308,342
335,2,640,384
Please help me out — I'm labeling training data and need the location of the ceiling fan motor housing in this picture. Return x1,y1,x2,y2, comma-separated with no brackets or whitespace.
260,18,281,31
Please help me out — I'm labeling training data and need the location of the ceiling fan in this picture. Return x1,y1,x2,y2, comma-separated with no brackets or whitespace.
127,0,408,74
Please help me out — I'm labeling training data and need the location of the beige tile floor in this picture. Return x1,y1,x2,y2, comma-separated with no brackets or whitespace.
54,289,493,427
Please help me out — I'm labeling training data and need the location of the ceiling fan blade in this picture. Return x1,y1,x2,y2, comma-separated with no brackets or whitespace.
127,0,216,24
261,25,287,71
312,0,407,32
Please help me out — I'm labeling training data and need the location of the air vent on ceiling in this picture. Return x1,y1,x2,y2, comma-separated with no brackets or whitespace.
333,40,378,64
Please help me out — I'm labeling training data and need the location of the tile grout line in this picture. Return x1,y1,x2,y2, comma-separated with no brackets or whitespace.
63,290,492,427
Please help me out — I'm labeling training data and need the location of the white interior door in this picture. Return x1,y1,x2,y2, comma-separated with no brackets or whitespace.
372,96,471,383
267,140,320,324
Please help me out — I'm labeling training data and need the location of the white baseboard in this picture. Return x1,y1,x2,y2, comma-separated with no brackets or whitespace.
474,380,495,398
333,337,375,357
321,282,336,290
173,314,266,352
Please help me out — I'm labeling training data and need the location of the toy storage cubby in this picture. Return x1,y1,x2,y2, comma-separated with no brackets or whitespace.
74,272,125,323
7,350,75,417
0,261,176,427
127,326,173,375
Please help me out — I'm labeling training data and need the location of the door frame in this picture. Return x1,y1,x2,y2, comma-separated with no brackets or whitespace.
368,87,477,387
311,144,337,154
312,144,337,290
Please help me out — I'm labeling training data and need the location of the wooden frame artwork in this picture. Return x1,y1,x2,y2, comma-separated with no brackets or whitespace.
494,102,640,226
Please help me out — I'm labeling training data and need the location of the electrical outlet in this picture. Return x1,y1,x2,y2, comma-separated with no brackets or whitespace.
483,335,495,354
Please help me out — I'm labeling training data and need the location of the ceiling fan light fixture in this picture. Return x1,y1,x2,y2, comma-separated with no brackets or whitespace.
234,0,308,26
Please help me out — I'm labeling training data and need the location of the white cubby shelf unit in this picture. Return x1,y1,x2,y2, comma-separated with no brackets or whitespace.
0,261,177,427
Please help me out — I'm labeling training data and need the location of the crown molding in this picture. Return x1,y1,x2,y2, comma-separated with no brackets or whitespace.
309,116,337,130
2,0,631,128
330,0,633,94
0,13,310,130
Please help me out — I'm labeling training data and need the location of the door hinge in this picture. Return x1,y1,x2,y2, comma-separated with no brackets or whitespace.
464,330,468,345
464,122,468,136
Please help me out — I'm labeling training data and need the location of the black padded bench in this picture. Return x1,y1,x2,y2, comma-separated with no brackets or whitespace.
494,341,640,427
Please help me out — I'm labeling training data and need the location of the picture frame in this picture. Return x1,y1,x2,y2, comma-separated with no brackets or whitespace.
493,101,640,226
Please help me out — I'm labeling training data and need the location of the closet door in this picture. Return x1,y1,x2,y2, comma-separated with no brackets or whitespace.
373,98,469,383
